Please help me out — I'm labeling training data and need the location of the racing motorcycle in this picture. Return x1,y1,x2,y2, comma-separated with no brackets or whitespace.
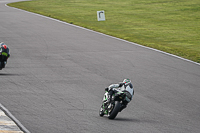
99,88,133,119
0,49,8,70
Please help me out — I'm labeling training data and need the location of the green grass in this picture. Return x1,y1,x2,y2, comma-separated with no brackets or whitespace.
8,0,200,63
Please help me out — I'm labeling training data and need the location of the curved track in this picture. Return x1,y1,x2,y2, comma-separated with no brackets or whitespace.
0,0,200,132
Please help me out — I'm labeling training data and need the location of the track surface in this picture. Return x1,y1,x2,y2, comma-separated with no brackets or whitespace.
0,0,200,133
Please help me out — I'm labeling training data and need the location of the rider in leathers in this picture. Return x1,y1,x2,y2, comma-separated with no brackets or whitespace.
105,79,134,111
0,42,10,70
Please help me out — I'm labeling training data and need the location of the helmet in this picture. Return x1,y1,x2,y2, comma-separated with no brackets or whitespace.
123,78,131,85
2,45,7,49
0,42,7,49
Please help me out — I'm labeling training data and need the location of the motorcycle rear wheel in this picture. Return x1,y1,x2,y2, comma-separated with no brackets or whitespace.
108,101,121,119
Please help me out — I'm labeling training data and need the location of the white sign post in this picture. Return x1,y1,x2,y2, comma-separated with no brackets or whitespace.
97,10,105,21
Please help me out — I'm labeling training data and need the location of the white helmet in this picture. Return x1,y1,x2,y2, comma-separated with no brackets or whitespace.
123,79,131,85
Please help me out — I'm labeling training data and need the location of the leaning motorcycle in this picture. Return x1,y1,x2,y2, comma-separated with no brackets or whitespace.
99,89,132,119
0,50,8,70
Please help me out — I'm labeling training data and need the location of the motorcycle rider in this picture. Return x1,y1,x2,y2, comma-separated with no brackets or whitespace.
0,42,10,70
105,78,134,111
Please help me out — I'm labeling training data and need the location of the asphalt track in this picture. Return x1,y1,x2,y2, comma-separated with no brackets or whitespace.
0,0,200,133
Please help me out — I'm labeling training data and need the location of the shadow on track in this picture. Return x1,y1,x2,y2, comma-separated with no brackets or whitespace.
0,73,19,76
114,117,158,123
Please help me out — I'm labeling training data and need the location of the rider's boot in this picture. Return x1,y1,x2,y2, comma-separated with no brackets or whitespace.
119,104,127,112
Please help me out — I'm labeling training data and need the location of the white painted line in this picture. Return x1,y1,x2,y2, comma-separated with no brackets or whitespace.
0,104,30,133
5,3,200,66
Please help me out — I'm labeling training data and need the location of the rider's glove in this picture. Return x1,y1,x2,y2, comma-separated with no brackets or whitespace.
105,87,108,91
119,83,124,87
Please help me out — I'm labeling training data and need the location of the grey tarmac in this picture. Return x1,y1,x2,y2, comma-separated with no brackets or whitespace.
0,0,200,133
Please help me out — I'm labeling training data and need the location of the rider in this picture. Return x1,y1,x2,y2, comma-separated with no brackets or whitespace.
105,78,134,111
0,42,10,70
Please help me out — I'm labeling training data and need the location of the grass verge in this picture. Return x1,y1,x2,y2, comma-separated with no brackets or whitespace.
8,0,200,63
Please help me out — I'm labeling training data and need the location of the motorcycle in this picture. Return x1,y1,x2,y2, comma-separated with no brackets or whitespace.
99,88,133,119
0,50,8,70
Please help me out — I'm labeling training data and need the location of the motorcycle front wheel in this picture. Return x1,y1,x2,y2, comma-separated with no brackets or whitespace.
99,105,104,117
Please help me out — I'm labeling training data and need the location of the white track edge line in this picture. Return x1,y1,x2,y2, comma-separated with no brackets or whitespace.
5,3,200,66
0,103,31,133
